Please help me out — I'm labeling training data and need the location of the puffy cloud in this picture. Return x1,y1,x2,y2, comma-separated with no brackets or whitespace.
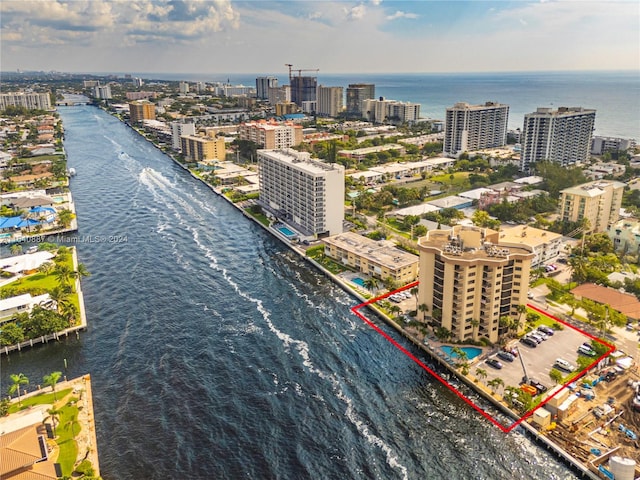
386,11,418,21
0,0,240,46
345,4,366,21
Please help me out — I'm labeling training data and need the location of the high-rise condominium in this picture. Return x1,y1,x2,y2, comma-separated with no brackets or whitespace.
316,86,344,117
521,107,596,172
256,76,278,100
417,226,534,344
443,102,509,157
258,149,344,237
346,84,375,117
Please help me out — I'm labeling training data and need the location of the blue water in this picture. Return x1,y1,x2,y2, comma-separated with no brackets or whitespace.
126,71,640,139
352,277,366,287
441,346,483,361
0,105,579,479
277,226,296,237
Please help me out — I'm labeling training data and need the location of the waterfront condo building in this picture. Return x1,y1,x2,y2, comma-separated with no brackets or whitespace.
559,180,625,233
290,76,317,107
590,136,635,155
128,101,156,123
322,232,418,284
417,225,534,343
258,149,345,237
180,135,226,162
0,92,51,111
443,102,509,157
256,76,278,100
521,107,596,171
171,122,197,150
239,120,302,149
316,86,344,118
346,83,375,117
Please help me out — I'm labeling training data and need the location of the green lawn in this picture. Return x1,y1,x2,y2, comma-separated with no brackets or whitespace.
0,251,80,313
8,388,73,414
57,400,81,476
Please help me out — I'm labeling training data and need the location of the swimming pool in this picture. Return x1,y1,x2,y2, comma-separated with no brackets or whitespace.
440,345,483,360
277,226,296,237
352,277,366,287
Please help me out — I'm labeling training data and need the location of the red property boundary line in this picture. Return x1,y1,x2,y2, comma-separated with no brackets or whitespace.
350,282,616,433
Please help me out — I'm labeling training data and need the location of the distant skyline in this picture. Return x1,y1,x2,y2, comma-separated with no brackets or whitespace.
1,0,639,75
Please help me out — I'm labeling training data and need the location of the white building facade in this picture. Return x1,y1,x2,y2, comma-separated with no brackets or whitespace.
316,86,344,117
258,149,345,237
0,92,51,111
521,107,596,171
443,102,509,157
171,122,197,150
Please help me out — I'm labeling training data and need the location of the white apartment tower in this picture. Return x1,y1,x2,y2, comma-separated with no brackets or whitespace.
93,85,112,100
316,86,344,118
0,92,51,111
258,149,345,237
171,122,197,150
443,102,509,157
521,107,596,171
179,82,190,95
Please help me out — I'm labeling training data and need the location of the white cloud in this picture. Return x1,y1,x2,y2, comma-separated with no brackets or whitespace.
345,4,366,21
386,11,418,21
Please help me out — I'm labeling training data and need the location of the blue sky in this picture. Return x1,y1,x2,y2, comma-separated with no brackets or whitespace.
1,0,638,74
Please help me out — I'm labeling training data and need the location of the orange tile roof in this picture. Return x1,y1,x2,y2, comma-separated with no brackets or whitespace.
571,283,640,320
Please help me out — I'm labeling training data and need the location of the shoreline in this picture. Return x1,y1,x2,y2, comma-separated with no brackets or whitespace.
106,105,601,479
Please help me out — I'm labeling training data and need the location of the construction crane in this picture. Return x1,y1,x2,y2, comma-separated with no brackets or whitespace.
285,63,320,83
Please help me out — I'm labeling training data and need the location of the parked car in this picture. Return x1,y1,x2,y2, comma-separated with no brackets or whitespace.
497,351,515,362
578,345,597,357
526,333,544,343
503,346,519,357
534,330,548,340
486,358,503,369
520,337,538,348
538,326,555,336
554,358,576,372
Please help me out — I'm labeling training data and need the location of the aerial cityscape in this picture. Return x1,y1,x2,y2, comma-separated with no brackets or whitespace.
1,1,639,479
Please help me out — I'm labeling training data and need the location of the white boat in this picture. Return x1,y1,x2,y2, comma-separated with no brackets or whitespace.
68,168,76,177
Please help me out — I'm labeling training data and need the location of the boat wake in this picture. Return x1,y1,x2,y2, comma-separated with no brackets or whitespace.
137,164,409,480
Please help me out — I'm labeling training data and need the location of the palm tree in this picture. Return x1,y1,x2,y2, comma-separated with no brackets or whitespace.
10,244,22,256
503,386,519,407
451,346,468,362
470,319,480,339
363,277,379,293
61,302,78,326
38,261,55,274
47,407,62,437
475,368,488,384
460,361,470,376
515,304,527,331
76,263,90,278
48,286,71,312
8,373,29,406
54,264,73,287
43,371,63,401
410,287,419,311
418,303,429,322
487,377,504,395
389,305,402,319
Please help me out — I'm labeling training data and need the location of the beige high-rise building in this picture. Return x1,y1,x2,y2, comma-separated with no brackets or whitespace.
239,120,302,149
258,149,345,237
559,180,625,232
180,135,226,162
128,101,156,123
417,226,534,343
316,86,343,117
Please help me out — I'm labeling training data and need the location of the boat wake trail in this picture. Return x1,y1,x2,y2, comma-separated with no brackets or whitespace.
138,166,409,479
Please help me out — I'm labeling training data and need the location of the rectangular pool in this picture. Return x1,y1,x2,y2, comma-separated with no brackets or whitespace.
352,277,366,287
278,226,296,237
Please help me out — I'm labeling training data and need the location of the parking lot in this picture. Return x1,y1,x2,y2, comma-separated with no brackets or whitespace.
480,322,596,394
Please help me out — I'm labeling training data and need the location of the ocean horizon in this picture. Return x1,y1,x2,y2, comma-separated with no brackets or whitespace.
11,69,636,140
